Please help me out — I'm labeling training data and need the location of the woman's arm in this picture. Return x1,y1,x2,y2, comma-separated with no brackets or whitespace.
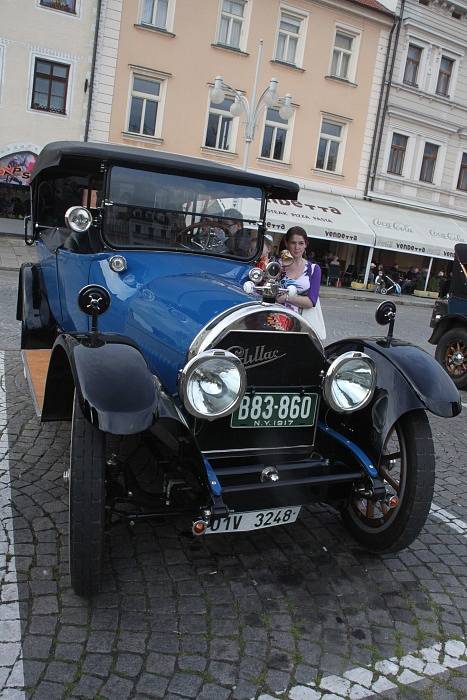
307,264,321,306
281,293,313,309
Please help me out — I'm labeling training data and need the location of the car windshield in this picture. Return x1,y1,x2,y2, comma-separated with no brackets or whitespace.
105,166,263,259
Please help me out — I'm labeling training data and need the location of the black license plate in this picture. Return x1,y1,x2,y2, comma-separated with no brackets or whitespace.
231,390,318,428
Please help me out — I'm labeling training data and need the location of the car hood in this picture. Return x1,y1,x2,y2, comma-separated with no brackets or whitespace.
90,252,254,391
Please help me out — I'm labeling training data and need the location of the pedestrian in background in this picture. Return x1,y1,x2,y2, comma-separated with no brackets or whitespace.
258,233,274,269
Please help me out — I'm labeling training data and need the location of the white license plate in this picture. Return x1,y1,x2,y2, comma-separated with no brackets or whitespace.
231,391,317,428
205,506,301,534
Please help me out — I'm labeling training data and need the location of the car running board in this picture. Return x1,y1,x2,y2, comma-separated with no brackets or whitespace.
22,349,51,418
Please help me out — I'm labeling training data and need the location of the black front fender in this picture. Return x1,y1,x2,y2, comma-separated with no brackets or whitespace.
17,262,56,349
42,333,160,434
323,337,461,465
327,337,461,419
41,333,212,496
428,315,467,345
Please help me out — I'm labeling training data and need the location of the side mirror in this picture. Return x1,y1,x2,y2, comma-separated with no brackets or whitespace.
375,300,396,345
375,300,396,325
78,285,110,336
65,206,93,233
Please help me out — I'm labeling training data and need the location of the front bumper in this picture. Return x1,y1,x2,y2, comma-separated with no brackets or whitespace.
202,421,382,512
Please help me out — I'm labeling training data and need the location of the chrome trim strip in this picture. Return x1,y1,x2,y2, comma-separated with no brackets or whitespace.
188,302,257,359
202,444,314,457
189,303,323,359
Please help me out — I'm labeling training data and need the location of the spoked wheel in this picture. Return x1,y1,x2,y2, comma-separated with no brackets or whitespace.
341,410,435,553
69,393,106,597
435,327,467,389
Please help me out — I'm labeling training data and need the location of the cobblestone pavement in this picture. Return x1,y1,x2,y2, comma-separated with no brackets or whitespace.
0,272,466,699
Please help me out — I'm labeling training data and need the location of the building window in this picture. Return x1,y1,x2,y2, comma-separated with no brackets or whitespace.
261,108,290,161
128,75,162,137
39,0,76,13
316,121,344,172
331,32,354,80
436,56,454,97
457,153,467,191
403,44,422,86
31,58,69,115
0,46,4,103
419,142,439,183
387,133,408,175
205,97,234,151
275,10,303,65
217,0,246,49
141,0,169,29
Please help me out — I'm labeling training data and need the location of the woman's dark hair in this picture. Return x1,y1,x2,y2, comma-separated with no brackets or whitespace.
285,226,307,244
279,226,308,252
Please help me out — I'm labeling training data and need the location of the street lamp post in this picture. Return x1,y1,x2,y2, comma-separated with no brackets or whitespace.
210,40,294,170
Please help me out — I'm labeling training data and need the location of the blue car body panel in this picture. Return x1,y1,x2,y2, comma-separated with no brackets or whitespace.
52,247,252,393
448,297,467,316
36,240,63,325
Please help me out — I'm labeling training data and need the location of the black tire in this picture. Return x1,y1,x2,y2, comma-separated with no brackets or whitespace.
69,393,106,597
341,410,435,553
435,327,467,389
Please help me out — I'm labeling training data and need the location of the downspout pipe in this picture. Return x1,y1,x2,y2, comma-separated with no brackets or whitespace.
364,0,406,199
84,0,103,142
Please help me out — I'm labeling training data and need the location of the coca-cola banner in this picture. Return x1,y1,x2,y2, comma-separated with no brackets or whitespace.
350,199,467,260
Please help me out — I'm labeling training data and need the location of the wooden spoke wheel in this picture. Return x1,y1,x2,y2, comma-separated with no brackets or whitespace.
341,410,435,553
435,327,467,389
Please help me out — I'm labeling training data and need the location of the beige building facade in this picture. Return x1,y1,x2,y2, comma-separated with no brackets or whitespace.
0,0,99,234
92,0,467,280
89,0,393,199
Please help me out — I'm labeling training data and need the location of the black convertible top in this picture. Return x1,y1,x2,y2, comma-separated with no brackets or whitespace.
31,141,299,200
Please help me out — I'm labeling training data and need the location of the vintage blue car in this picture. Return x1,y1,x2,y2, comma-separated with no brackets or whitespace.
429,243,467,388
18,141,461,597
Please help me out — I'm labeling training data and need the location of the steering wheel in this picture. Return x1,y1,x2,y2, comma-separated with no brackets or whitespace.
176,219,233,252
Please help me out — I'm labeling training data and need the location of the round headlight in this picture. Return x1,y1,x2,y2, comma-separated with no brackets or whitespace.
65,206,93,233
179,350,246,420
323,351,376,413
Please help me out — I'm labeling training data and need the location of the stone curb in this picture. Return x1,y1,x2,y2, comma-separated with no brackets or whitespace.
0,266,22,273
320,290,434,309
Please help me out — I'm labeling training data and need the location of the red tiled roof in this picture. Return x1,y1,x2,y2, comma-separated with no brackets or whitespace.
345,0,395,16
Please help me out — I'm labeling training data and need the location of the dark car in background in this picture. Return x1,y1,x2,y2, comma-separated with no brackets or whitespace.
429,243,467,388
